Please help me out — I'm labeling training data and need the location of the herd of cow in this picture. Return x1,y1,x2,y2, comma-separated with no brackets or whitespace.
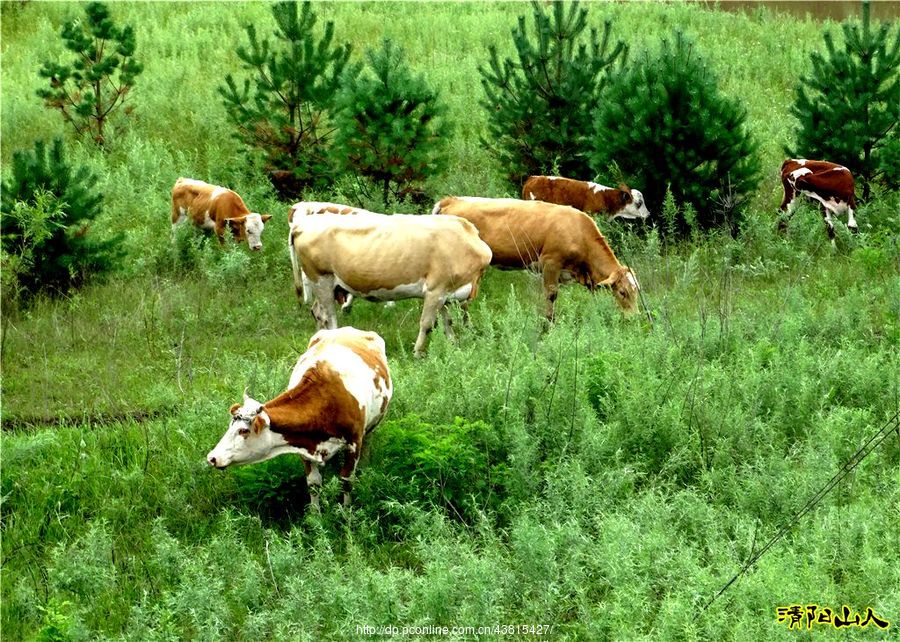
178,158,859,508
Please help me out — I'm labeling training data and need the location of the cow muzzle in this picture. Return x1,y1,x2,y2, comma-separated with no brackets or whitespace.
207,454,228,469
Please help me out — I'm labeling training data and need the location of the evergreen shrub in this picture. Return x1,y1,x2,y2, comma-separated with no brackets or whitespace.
333,39,451,209
789,1,900,199
591,33,761,238
479,0,626,187
1,138,123,301
219,1,356,198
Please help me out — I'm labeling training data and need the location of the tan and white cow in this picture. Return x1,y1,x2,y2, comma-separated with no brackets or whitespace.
433,197,640,320
522,175,650,221
287,202,376,309
207,326,392,508
779,159,858,243
290,212,492,357
171,177,272,250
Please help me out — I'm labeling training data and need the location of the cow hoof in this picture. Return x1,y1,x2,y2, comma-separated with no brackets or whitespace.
849,225,859,234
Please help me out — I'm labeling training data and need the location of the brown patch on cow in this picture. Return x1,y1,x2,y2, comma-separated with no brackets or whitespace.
262,360,365,452
521,176,634,219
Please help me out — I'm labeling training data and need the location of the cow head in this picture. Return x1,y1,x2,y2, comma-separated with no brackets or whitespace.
207,393,276,468
225,213,273,251
616,185,650,220
600,266,640,314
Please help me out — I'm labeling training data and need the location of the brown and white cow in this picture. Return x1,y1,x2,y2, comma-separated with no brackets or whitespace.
290,212,492,357
433,197,640,320
207,326,392,508
522,175,650,221
779,159,858,242
171,177,272,250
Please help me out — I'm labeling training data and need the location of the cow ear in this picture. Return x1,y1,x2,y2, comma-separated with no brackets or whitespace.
229,403,240,415
619,186,633,204
261,214,272,223
225,216,245,230
253,414,267,433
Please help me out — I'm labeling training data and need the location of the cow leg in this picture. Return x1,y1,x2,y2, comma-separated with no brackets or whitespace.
311,278,338,329
414,292,444,357
821,207,837,247
440,304,456,340
338,448,359,507
846,207,858,233
541,262,562,321
778,183,796,232
304,460,323,512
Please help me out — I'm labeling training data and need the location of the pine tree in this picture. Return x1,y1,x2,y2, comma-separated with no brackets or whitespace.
789,1,900,199
333,39,451,209
591,32,761,237
479,0,626,187
36,2,143,147
0,138,123,300
219,1,356,198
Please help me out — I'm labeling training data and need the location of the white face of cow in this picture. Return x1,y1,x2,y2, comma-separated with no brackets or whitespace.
207,395,285,468
619,189,650,220
226,213,271,251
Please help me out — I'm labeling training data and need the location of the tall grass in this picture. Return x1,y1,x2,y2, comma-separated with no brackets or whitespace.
2,2,899,641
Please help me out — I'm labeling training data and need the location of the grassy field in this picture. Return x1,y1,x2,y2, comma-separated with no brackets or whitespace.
2,2,899,641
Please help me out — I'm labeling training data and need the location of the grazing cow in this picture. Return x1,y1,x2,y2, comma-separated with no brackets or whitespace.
207,326,392,508
171,177,272,250
779,159,858,242
433,197,640,320
287,202,376,310
287,201,375,227
522,175,650,221
290,213,492,357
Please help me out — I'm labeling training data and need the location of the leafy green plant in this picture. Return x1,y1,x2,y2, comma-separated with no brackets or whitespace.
788,0,900,199
0,138,123,300
36,2,143,147
592,32,761,237
333,39,451,208
219,0,356,198
359,416,510,525
479,0,626,186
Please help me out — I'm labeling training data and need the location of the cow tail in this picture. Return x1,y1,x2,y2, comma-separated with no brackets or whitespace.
289,226,304,302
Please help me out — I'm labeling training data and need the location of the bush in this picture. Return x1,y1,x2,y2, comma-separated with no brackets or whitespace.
479,0,626,186
0,138,123,301
36,2,143,147
358,415,510,526
333,39,451,209
788,1,900,199
591,32,761,238
219,1,356,198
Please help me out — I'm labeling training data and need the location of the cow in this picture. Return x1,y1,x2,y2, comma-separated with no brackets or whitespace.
432,197,640,320
287,202,377,311
287,201,375,227
171,177,272,250
522,175,650,221
207,326,392,509
779,159,858,243
290,212,492,357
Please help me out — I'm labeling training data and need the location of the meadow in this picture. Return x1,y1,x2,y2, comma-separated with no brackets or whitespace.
2,2,899,640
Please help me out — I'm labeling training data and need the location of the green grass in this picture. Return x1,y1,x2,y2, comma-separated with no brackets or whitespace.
2,2,899,641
